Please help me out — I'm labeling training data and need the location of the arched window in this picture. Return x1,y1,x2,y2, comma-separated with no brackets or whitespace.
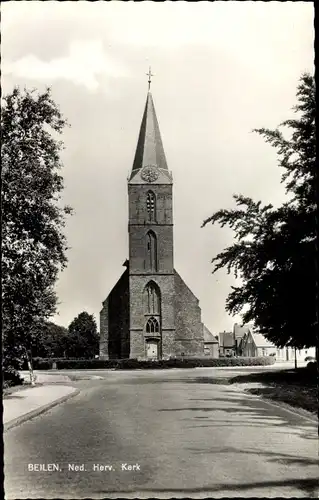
146,230,157,271
146,191,156,221
146,316,160,334
144,281,160,315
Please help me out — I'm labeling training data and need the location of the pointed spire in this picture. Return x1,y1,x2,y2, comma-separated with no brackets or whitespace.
130,91,168,179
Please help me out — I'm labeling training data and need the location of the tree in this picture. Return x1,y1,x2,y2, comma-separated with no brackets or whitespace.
32,322,69,359
202,73,316,350
67,312,99,358
1,87,72,384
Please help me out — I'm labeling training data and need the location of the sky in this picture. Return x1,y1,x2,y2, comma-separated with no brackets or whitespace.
2,1,314,335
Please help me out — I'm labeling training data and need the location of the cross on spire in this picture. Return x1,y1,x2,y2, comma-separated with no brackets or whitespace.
146,66,154,91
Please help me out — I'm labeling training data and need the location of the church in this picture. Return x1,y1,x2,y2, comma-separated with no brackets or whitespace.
99,81,209,360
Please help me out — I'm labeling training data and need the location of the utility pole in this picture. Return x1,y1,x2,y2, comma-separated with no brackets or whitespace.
294,347,298,370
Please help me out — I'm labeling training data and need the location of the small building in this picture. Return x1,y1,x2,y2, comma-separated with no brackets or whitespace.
218,331,235,357
275,345,316,362
241,331,316,361
203,325,219,358
241,331,276,357
233,323,253,355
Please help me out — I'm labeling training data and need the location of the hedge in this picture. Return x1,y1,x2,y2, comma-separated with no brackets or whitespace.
25,356,276,370
21,357,99,370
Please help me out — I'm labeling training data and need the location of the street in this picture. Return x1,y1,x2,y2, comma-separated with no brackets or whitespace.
4,368,318,498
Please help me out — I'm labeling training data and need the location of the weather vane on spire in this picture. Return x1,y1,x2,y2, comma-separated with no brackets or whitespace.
146,66,154,91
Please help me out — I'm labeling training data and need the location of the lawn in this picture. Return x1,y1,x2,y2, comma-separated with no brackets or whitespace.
228,367,318,415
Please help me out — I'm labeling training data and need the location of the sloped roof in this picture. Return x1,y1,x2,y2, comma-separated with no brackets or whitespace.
251,332,275,348
203,325,218,344
219,331,235,348
233,323,253,339
129,91,168,179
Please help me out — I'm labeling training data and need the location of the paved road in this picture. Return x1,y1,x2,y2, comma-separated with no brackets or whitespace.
4,369,318,499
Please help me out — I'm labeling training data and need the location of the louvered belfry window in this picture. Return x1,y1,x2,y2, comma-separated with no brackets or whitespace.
146,191,156,221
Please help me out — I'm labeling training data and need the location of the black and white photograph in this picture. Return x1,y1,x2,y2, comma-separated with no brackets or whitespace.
2,1,317,498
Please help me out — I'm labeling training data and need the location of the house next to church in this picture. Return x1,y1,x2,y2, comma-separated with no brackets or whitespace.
99,86,206,360
240,330,316,361
203,326,219,358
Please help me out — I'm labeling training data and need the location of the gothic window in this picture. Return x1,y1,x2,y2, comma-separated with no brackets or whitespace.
146,316,160,334
146,191,156,221
144,281,160,315
146,230,157,271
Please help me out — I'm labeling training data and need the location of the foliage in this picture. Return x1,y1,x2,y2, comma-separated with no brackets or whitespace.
3,368,24,388
30,356,275,370
1,87,72,376
19,313,99,364
67,312,99,358
31,322,70,358
202,73,316,349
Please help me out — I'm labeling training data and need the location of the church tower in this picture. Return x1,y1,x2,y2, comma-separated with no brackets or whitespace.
127,89,175,359
99,75,204,361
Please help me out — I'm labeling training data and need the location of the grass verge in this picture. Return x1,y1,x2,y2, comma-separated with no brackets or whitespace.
228,368,318,414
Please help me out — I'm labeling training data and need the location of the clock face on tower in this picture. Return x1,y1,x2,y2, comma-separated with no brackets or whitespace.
141,166,159,183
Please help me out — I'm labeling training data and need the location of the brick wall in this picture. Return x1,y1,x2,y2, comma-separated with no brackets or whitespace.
161,329,176,358
129,226,174,274
101,180,205,361
99,298,109,360
174,271,204,356
99,268,130,360
130,329,145,359
129,274,175,359
128,182,176,360
128,184,174,274
128,184,173,225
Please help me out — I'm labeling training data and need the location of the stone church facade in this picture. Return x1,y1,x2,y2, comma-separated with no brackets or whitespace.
99,89,206,360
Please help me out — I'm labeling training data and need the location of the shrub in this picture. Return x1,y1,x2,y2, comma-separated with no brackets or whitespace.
54,359,120,369
306,361,318,373
21,357,106,370
114,356,276,369
3,368,24,388
22,356,275,370
21,358,52,370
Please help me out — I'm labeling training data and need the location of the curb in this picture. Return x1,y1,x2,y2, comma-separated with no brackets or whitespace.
251,392,318,424
232,384,318,424
4,388,80,433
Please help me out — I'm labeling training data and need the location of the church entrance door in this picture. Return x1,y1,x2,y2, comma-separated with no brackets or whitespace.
146,340,159,360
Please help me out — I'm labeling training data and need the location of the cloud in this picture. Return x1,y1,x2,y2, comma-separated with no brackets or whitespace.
106,1,312,52
2,40,129,91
